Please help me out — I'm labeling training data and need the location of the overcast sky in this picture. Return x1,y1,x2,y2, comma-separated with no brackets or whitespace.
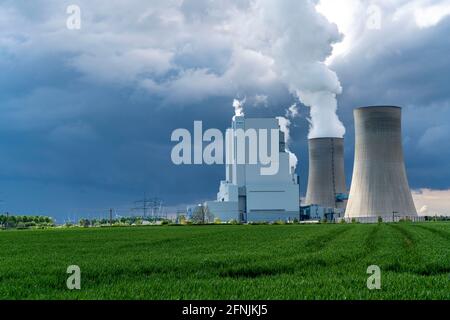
1,0,449,221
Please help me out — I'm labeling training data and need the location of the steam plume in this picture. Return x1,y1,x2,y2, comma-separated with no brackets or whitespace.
232,98,245,118
277,115,298,173
258,0,346,138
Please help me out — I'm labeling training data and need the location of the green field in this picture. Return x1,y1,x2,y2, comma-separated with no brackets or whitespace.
0,222,449,299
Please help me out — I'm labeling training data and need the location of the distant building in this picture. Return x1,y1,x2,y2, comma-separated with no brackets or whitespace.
205,116,300,223
300,205,344,222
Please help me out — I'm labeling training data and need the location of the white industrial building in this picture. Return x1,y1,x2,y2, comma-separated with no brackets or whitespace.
206,115,300,222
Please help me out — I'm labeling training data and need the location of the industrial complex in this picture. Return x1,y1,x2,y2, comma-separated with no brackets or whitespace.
205,115,300,222
204,106,418,223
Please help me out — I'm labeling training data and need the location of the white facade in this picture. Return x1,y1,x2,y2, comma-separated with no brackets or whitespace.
206,116,300,222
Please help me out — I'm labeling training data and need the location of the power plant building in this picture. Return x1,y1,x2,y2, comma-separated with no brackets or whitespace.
203,105,418,224
345,106,417,220
206,116,300,222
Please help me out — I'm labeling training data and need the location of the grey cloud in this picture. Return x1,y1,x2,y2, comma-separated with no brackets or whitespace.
0,1,449,220
332,6,450,190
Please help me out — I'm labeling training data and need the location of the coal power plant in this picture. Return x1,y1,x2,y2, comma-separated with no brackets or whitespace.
345,106,417,220
201,105,418,224
304,138,347,214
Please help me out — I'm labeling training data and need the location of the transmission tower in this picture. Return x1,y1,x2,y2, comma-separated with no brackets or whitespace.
132,194,163,220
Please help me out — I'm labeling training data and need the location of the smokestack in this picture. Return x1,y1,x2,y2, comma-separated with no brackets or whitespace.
345,106,417,218
305,138,346,209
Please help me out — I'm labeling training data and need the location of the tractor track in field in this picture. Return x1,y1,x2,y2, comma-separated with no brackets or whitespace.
350,223,382,262
364,223,381,251
388,223,416,250
413,224,450,241
304,225,352,251
384,223,421,274
385,223,450,277
298,225,356,269
219,226,355,279
329,223,382,264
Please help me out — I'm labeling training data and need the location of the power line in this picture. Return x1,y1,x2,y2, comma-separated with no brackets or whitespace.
132,194,164,219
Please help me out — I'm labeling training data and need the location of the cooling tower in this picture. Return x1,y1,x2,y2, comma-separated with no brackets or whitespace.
345,106,417,218
305,138,346,209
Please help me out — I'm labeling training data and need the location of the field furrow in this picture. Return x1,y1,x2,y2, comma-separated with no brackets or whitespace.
0,223,448,299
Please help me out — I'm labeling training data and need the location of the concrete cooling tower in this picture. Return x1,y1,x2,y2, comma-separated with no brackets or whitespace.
345,106,417,219
305,138,347,209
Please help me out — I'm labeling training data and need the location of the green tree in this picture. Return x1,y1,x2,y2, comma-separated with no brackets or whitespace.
79,219,90,227
16,222,26,229
191,205,214,224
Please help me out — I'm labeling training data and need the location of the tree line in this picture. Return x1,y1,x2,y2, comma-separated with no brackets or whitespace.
0,214,54,229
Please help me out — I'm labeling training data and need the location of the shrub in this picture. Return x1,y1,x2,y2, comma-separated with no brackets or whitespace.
16,222,27,230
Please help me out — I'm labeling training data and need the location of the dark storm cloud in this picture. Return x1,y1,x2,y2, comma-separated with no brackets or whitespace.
332,16,450,190
0,48,295,220
1,1,449,220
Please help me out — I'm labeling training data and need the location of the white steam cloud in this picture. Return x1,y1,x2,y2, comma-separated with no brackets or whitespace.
257,0,346,139
286,103,299,119
232,98,245,118
419,205,428,214
277,111,299,173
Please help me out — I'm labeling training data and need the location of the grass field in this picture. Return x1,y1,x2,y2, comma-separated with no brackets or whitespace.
0,222,449,300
